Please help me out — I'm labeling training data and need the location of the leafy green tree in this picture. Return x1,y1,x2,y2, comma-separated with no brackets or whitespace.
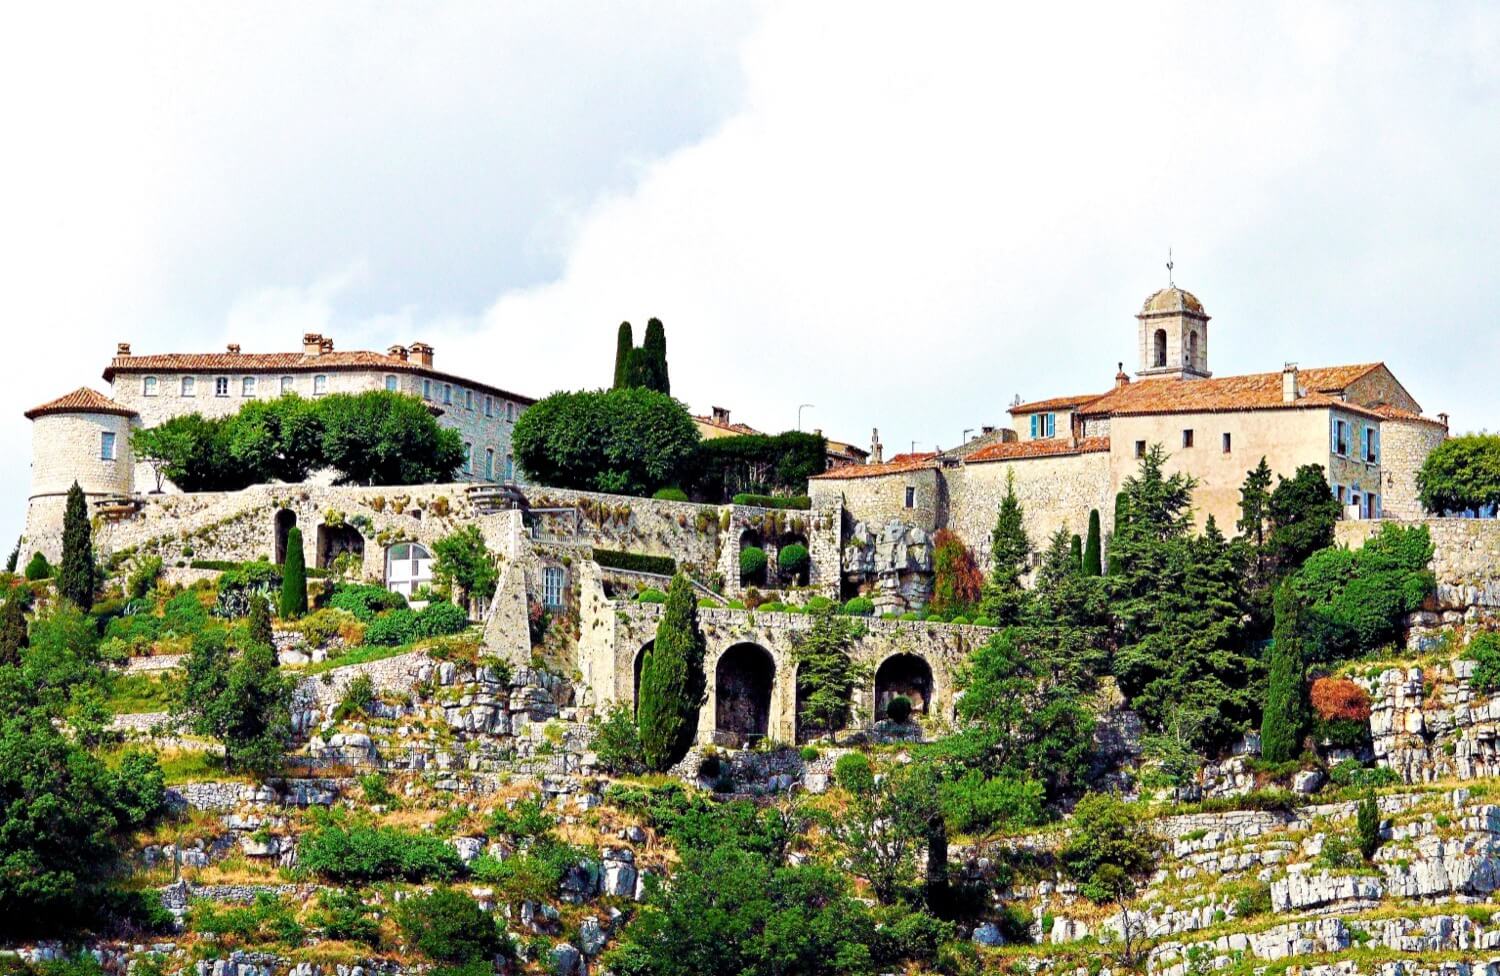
1417,434,1500,515
177,632,293,776
1260,584,1308,763
690,431,827,500
1060,793,1162,966
225,395,325,483
279,526,308,619
1083,509,1103,576
821,759,943,905
590,703,646,775
432,524,498,607
318,390,465,485
792,607,870,739
512,387,701,496
395,888,505,963
637,575,706,771
1268,464,1341,575
1290,523,1434,662
613,320,635,389
980,470,1030,625
21,602,103,710
1356,790,1382,860
0,593,28,666
58,482,95,610
131,414,237,492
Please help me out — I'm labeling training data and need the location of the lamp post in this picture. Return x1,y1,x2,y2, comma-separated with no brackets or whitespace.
798,403,815,431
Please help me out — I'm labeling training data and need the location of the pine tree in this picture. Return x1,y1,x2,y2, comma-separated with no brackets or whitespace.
1236,457,1274,547
248,594,274,647
612,321,634,389
4,539,18,574
1083,509,1103,576
1356,789,1381,860
279,527,308,619
637,574,705,771
642,317,670,395
981,470,1031,625
58,482,95,610
1070,534,1084,573
0,594,28,666
1107,491,1129,575
1260,583,1307,763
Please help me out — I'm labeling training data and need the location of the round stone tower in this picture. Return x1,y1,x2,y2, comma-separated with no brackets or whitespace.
1137,285,1211,380
21,387,139,563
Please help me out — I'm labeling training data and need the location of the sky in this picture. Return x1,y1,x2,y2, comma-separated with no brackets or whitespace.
3,2,1499,549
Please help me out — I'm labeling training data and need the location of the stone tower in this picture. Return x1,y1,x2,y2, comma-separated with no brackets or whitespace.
21,387,139,562
1136,286,1210,380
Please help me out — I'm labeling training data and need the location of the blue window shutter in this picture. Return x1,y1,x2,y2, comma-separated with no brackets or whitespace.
1030,415,1037,438
1047,414,1056,437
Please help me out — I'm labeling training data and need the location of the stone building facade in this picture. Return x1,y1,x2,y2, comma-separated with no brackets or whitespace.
22,388,141,560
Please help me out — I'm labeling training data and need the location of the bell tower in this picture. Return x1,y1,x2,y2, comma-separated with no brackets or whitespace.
1136,284,1210,380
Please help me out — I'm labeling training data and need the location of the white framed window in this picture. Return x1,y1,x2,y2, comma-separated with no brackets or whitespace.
241,376,256,396
465,389,473,410
385,375,398,392
504,454,514,482
180,376,196,397
313,374,328,395
506,402,515,422
100,431,116,460
142,376,158,397
463,442,473,472
542,566,565,608
384,542,434,598
485,396,493,417
423,379,432,399
443,383,452,404
280,375,294,394
485,448,495,480
215,376,229,397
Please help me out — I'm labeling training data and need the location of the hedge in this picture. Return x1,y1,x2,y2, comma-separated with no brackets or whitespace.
192,559,329,579
731,494,811,510
592,548,676,577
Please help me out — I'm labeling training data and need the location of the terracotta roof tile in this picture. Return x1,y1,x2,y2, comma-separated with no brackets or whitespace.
25,387,137,420
965,436,1111,463
693,415,763,436
1009,392,1107,415
1368,404,1448,428
1077,364,1388,419
810,452,937,480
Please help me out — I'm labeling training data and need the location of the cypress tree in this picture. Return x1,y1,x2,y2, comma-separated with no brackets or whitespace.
642,317,670,395
1260,583,1307,763
637,573,705,771
1083,509,1103,576
58,481,95,609
612,321,634,389
0,594,28,666
1107,491,1129,575
279,527,308,619
248,594,274,647
5,539,18,573
1356,789,1381,860
1070,534,1084,573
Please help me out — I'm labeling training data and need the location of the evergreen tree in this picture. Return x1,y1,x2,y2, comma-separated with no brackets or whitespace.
637,574,706,771
1268,464,1341,575
4,539,17,574
1356,789,1381,860
1236,457,1274,547
980,471,1030,625
1083,509,1103,576
791,607,870,739
1260,583,1307,763
248,594,274,648
177,635,292,776
1235,457,1278,637
58,482,95,610
1107,491,1129,575
1070,534,1084,573
0,594,27,666
643,317,670,395
612,320,634,389
279,527,308,619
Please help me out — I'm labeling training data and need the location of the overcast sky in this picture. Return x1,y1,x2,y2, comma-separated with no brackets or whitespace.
4,3,1499,549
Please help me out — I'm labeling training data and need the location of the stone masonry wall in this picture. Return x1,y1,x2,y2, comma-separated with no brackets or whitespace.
1379,417,1448,520
24,411,140,563
1336,517,1500,613
809,467,941,537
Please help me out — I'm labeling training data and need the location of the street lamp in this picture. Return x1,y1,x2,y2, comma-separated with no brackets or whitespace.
798,403,815,431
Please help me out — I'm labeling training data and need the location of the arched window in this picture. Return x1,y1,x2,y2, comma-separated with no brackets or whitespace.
385,542,434,597
1153,329,1167,368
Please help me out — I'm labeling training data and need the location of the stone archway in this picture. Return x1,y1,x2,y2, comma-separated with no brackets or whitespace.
316,523,365,572
874,653,933,722
715,642,775,745
274,509,297,565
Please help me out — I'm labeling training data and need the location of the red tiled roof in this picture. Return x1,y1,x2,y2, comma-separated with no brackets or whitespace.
1369,404,1448,428
1076,364,1389,419
1009,392,1107,415
965,436,1111,463
810,452,937,480
694,415,762,436
25,387,137,420
102,350,536,405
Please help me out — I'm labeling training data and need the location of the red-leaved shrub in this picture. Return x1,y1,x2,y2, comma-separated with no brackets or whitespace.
1310,676,1371,722
930,529,983,616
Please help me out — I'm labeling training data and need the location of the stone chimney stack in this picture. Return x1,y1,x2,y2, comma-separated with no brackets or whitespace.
226,343,241,355
712,406,731,424
1115,362,1130,389
388,344,409,362
320,337,335,355
116,342,131,356
303,333,324,357
1439,412,1450,429
409,342,434,368
1282,363,1300,403
870,428,883,464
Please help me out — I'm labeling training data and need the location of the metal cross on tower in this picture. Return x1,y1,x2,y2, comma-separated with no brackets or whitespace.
1167,248,1175,287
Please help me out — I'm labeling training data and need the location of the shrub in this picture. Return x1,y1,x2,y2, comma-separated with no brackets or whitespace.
333,674,375,722
127,556,164,599
295,608,365,647
329,583,408,621
799,745,820,761
833,752,874,794
972,615,995,628
636,589,668,604
1357,791,1382,860
739,546,767,581
652,487,689,502
395,888,505,963
1329,759,1400,789
930,528,982,616
1467,631,1500,695
591,548,676,577
24,552,52,581
162,591,210,634
886,695,913,723
841,596,875,617
590,703,645,775
731,494,812,510
1310,676,1372,722
777,544,810,580
949,615,970,625
802,595,835,613
365,609,419,646
512,387,699,496
299,822,463,882
415,600,469,638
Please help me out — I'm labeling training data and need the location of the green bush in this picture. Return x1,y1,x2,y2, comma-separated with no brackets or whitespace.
972,615,995,627
777,543,810,578
394,888,505,963
652,487,689,502
886,695,913,723
127,556,164,599
731,494,812,510
333,674,375,722
1467,631,1500,695
329,583,408,621
299,822,463,882
739,546,767,580
801,595,835,614
590,703,645,775
799,745,820,761
415,600,469,638
841,596,875,617
294,607,362,647
899,611,922,621
1329,759,1400,789
162,591,209,634
636,589,668,604
24,552,52,581
833,752,874,794
365,609,419,646
592,548,676,577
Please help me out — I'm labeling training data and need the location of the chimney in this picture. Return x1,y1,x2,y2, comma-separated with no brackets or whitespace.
1282,363,1299,403
116,342,131,356
870,427,883,464
711,406,730,425
409,342,434,368
388,344,409,362
1439,412,1450,429
303,333,324,357
1115,361,1130,389
981,425,995,435
320,337,335,355
226,343,241,355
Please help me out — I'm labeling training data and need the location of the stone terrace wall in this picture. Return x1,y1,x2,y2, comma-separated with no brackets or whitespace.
1337,517,1500,615
1379,418,1448,520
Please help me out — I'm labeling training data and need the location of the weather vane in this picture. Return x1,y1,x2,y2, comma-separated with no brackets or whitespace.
1166,248,1175,287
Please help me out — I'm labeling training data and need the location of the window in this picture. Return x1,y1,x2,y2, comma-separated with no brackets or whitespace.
384,542,434,598
100,431,116,460
463,442,473,472
904,486,916,508
181,376,195,397
1222,432,1232,453
506,402,515,422
1363,427,1380,463
280,375,294,394
542,566,565,608
443,383,452,404
1182,429,1194,448
1134,440,1147,459
465,389,473,410
1188,330,1199,365
215,376,229,397
423,379,432,399
1332,418,1349,456
1028,413,1057,439
1369,494,1381,519
241,376,256,396
313,374,328,395
485,448,495,480
1350,491,1362,517
485,396,493,417
504,454,514,482
1334,484,1346,504
385,375,398,392
142,376,158,396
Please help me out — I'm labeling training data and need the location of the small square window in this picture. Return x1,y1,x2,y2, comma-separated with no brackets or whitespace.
181,376,195,397
242,376,256,396
215,376,229,397
1134,440,1146,459
1222,432,1232,453
904,486,916,508
314,374,328,395
100,431,116,460
1182,429,1194,448
385,375,398,392
280,375,294,394
142,376,158,396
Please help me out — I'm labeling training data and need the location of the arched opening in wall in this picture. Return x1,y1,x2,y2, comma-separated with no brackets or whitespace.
1153,329,1167,368
874,653,933,723
777,531,810,586
1187,330,1199,367
274,509,297,565
716,643,775,745
317,523,366,573
795,658,851,744
632,640,652,715
385,542,433,597
739,529,766,587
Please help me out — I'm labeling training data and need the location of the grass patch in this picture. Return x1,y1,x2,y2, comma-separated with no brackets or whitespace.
106,670,180,714
157,748,250,785
304,643,421,676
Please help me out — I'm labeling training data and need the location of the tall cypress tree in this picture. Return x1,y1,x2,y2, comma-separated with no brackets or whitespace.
1070,534,1084,573
58,482,95,609
612,321,634,389
1083,509,1103,576
1260,583,1307,763
279,527,308,619
637,573,705,771
642,317,670,395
